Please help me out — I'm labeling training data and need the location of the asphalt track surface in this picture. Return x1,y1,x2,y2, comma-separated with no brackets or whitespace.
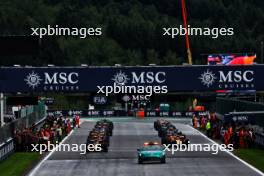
28,118,263,176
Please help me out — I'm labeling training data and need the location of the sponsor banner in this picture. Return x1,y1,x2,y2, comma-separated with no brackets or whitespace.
224,114,255,123
144,111,208,117
47,110,127,117
0,139,14,161
223,113,264,124
44,97,54,105
47,110,207,117
0,65,263,92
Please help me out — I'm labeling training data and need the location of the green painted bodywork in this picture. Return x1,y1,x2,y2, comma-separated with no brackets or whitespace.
138,145,165,159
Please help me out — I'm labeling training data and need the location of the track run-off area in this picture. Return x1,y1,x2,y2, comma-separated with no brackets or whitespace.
27,118,263,176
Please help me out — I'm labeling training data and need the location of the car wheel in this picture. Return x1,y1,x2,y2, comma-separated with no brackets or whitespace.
138,158,143,164
158,131,162,137
161,138,166,145
103,146,108,152
161,157,166,164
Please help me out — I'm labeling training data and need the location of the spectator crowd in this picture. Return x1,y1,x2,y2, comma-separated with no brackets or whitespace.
192,113,256,149
14,115,81,152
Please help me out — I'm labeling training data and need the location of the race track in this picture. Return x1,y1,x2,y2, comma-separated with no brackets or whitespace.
28,118,263,176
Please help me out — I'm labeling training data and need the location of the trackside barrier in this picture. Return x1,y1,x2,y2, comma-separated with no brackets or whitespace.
0,102,46,161
215,113,264,148
216,99,264,147
47,110,128,117
145,111,208,117
47,110,208,117
0,102,46,144
0,138,14,161
255,133,264,148
216,97,264,118
0,117,46,162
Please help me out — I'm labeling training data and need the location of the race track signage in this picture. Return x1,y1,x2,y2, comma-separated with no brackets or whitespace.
93,95,107,105
47,110,207,117
145,111,208,117
0,65,263,93
47,110,125,117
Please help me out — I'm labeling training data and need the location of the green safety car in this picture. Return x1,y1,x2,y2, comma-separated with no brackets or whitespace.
137,142,166,164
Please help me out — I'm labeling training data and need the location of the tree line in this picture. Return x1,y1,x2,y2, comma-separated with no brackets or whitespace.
0,0,263,66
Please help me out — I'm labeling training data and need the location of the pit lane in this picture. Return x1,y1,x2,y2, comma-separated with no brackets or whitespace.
28,118,263,176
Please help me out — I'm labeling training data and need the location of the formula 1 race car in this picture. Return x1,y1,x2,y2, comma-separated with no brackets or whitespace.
87,136,109,152
161,131,189,145
158,124,178,138
156,122,178,138
154,119,171,131
90,128,110,143
154,119,189,145
137,142,166,164
88,130,110,146
95,119,114,136
86,119,114,152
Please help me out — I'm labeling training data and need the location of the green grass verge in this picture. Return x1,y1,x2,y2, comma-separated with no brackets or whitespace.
234,149,264,172
0,152,41,176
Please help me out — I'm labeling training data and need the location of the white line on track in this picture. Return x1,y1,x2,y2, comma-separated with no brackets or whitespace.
27,121,83,176
188,125,264,176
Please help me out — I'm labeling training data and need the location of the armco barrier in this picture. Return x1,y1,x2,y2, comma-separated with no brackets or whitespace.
0,125,13,147
0,138,14,161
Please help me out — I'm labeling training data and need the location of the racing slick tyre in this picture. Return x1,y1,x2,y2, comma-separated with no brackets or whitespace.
102,146,108,152
154,121,158,130
158,131,162,137
160,157,166,164
161,138,167,145
138,157,143,164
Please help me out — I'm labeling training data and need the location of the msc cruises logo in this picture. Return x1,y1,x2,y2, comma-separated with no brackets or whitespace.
24,71,79,91
111,70,166,85
199,69,217,87
24,71,42,89
112,71,129,85
198,69,255,89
